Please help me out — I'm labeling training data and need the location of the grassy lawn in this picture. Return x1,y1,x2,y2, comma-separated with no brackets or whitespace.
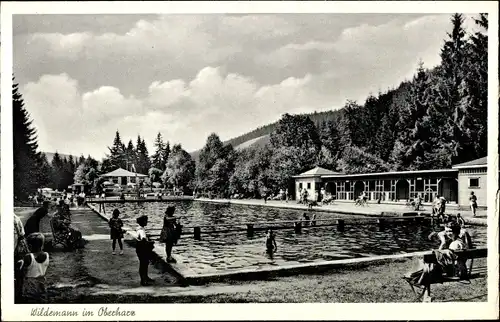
44,257,487,303
168,257,488,303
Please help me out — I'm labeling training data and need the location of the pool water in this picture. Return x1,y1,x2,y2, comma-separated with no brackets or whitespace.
106,201,487,275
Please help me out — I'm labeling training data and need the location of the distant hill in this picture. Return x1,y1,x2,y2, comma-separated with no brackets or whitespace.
234,134,271,151
43,152,81,163
189,108,343,162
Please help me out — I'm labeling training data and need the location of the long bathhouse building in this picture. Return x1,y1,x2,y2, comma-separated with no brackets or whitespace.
293,156,489,208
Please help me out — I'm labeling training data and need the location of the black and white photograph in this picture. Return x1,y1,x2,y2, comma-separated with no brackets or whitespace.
1,1,499,321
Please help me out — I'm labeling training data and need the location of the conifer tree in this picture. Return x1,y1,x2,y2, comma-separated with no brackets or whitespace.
458,13,488,160
51,152,64,190
135,135,151,174
163,141,171,168
435,13,469,165
391,62,434,170
107,131,126,170
125,140,136,171
13,80,48,199
151,132,166,170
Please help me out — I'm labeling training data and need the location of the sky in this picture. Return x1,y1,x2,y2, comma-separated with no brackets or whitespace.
13,13,480,160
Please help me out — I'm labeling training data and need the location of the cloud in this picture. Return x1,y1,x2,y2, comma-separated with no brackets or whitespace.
21,68,340,158
29,32,92,60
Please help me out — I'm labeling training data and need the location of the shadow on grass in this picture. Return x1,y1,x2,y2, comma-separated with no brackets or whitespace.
441,293,487,302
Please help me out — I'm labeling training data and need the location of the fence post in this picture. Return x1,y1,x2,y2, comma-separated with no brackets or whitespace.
194,227,201,240
294,221,302,234
247,224,254,237
337,219,345,232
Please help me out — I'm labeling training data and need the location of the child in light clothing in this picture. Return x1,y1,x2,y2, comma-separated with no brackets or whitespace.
17,233,49,303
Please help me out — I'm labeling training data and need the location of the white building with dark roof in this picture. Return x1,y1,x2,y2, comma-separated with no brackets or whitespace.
452,156,488,207
293,156,492,207
100,168,148,186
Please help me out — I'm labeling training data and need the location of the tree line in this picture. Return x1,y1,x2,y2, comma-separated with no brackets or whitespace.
13,14,489,201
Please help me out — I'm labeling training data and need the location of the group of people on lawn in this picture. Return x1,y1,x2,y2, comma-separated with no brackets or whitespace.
405,212,475,301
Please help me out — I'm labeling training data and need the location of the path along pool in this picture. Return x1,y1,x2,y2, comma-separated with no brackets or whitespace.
104,201,487,275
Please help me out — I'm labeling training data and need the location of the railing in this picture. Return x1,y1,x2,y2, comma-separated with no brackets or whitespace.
146,215,430,240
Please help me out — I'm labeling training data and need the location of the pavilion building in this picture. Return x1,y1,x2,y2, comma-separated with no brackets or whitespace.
293,156,492,208
100,168,148,186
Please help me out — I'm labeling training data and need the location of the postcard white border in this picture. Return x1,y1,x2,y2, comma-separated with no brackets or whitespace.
1,1,499,321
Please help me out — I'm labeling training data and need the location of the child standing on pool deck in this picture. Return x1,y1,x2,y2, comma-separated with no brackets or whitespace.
266,229,277,253
109,209,125,255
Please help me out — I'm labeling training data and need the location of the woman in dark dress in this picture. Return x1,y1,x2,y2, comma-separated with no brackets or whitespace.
159,206,179,263
24,201,50,236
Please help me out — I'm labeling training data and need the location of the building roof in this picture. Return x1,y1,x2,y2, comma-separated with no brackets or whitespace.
100,168,148,177
452,156,488,169
294,166,341,178
321,168,457,179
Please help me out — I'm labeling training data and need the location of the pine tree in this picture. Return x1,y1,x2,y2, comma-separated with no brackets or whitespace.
51,152,64,190
341,100,363,147
107,131,126,170
36,153,53,189
458,13,488,161
163,141,171,168
151,132,166,170
135,135,151,174
436,13,469,165
13,80,47,200
391,62,435,170
125,140,136,171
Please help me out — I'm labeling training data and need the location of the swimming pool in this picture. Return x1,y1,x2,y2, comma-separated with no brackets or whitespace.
105,201,487,275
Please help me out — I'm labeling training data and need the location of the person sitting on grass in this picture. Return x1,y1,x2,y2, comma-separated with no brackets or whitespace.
266,229,277,254
52,204,83,249
135,215,154,286
109,209,125,255
159,206,179,263
16,233,49,303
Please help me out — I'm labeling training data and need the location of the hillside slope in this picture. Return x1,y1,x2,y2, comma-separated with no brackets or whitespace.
43,152,81,163
190,109,343,161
